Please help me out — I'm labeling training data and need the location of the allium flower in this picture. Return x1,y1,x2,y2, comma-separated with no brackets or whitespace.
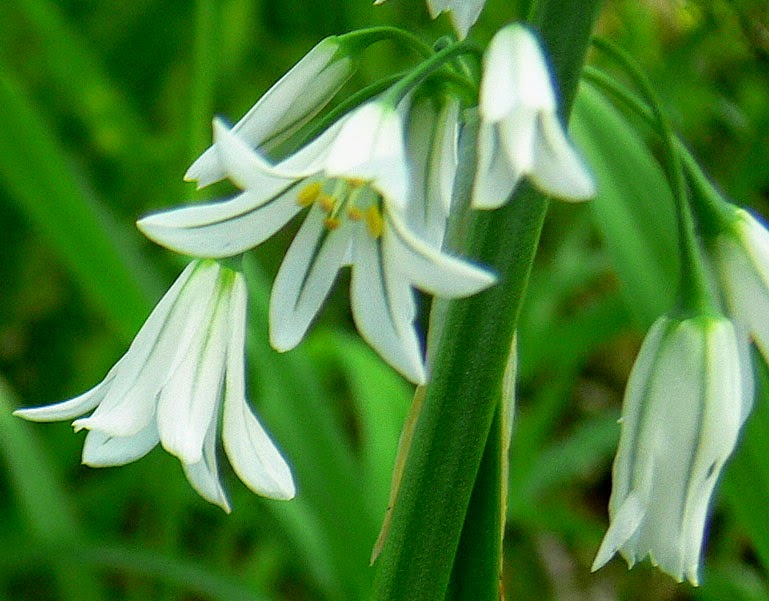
14,260,295,512
709,208,769,365
473,24,595,209
139,102,496,384
187,36,357,188
374,0,486,39
404,93,461,247
592,315,753,585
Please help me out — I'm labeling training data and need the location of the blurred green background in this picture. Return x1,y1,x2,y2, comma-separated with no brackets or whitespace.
1,0,768,599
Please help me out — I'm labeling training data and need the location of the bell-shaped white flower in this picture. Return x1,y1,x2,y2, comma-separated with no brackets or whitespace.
374,0,485,39
592,315,753,585
186,36,357,188
14,260,295,512
138,104,496,384
139,102,411,256
403,93,461,247
473,24,595,209
710,208,769,366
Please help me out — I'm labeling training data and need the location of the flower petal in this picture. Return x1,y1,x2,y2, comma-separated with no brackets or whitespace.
445,0,484,39
182,415,231,512
405,96,459,246
137,186,306,259
472,122,520,210
186,37,354,187
14,366,117,422
82,421,160,467
157,268,232,464
386,211,496,297
323,103,410,212
74,262,219,437
350,226,425,384
223,280,296,500
592,490,646,572
481,25,555,122
270,204,354,351
530,113,596,201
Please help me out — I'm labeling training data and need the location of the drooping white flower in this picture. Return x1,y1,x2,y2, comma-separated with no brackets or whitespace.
404,93,461,247
473,24,595,209
374,0,485,39
186,36,358,188
138,103,496,384
592,315,752,585
14,260,295,512
709,208,769,366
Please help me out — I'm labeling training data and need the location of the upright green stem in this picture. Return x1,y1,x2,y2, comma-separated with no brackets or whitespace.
370,2,603,599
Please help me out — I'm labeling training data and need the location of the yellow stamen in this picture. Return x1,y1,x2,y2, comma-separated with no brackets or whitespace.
347,207,363,221
324,217,341,230
319,194,337,213
347,177,367,189
296,182,323,207
365,206,384,239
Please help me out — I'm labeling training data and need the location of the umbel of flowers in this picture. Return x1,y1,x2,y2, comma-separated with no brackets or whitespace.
15,21,592,510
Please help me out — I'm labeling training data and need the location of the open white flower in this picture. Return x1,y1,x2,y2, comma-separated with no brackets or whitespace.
473,24,595,209
710,208,769,366
14,260,295,512
404,93,461,247
592,315,752,585
374,0,485,39
186,36,357,188
139,104,496,384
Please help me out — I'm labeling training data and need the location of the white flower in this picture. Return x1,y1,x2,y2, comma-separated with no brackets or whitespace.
186,36,357,188
404,93,461,247
374,0,485,39
14,260,295,512
473,24,595,209
592,315,753,585
710,208,769,366
138,103,496,384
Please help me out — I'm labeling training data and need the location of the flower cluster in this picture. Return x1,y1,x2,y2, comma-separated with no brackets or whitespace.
15,23,594,509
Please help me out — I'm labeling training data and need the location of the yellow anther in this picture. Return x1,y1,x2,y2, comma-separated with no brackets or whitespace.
319,194,337,213
347,207,363,221
324,217,341,230
365,206,384,239
347,177,367,189
296,182,323,207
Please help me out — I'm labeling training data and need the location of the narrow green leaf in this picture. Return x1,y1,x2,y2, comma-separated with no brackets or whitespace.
0,377,102,601
1,0,150,163
0,537,272,601
306,329,412,516
571,83,679,328
0,70,160,340
243,258,377,600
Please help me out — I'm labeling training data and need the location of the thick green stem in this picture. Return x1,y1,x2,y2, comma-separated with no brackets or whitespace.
370,2,603,599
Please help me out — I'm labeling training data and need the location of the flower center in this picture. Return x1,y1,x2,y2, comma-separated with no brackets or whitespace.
296,179,384,238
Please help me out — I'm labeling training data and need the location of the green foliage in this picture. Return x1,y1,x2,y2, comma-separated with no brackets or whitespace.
0,1,767,600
